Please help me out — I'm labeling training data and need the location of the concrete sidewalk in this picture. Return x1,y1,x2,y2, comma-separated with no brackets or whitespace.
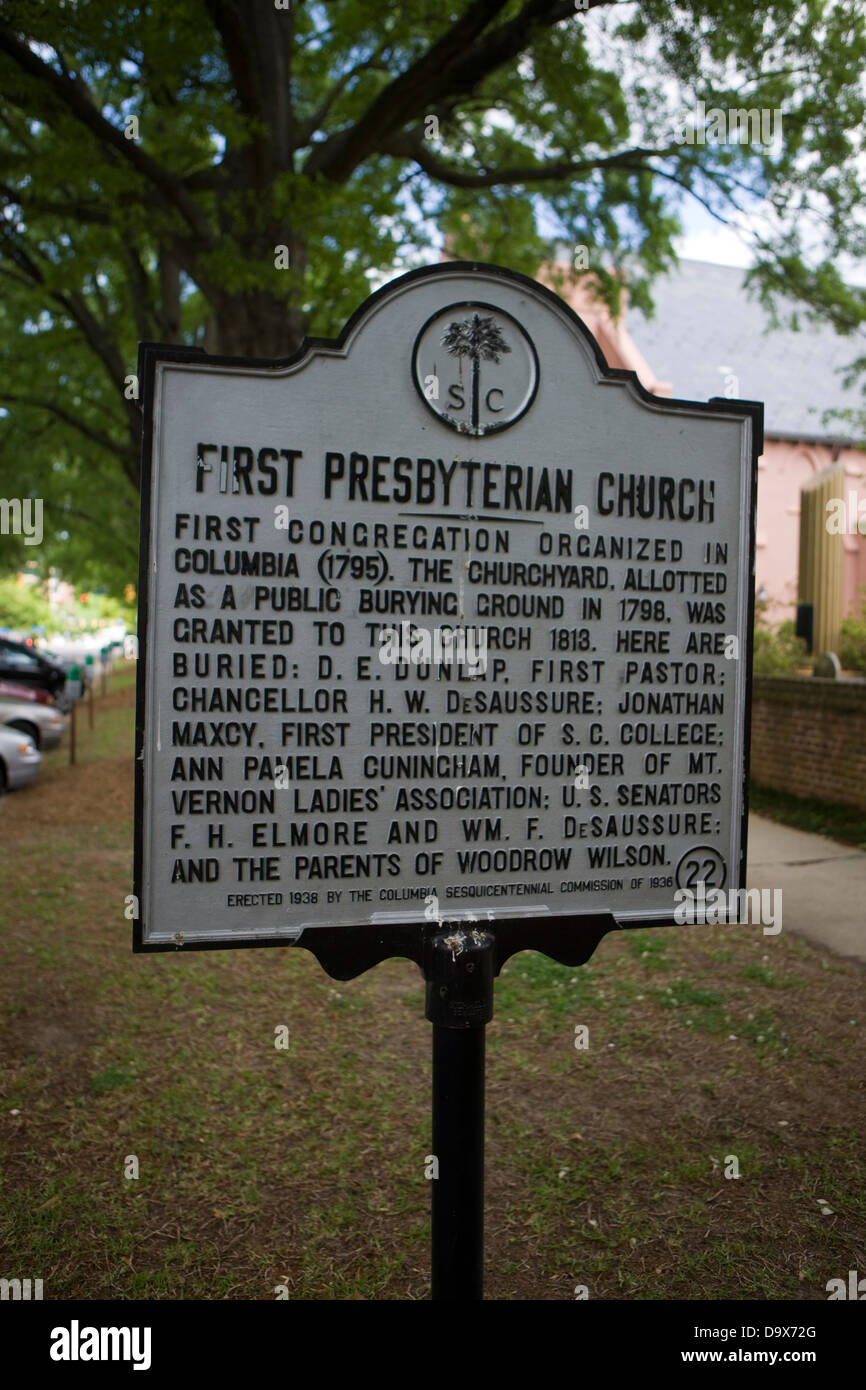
746,813,866,964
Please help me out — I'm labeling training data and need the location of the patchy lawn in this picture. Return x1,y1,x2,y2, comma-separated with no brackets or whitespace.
749,783,866,853
0,668,863,1300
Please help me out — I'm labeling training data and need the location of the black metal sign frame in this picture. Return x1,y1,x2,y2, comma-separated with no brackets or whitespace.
134,259,762,969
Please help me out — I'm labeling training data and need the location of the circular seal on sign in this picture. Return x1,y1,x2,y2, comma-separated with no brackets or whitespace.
412,301,539,437
675,846,728,892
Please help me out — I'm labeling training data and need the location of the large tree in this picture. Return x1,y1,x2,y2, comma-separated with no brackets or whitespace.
1,0,864,592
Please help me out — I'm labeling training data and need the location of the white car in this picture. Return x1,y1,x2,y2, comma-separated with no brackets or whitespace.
0,697,66,750
0,724,42,791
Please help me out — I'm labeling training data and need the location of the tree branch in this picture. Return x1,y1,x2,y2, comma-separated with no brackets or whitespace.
54,288,127,392
0,22,215,243
306,0,617,183
0,392,128,459
0,264,36,291
122,241,157,344
295,53,393,147
305,0,512,180
55,500,139,561
0,184,113,225
380,133,685,188
428,0,613,107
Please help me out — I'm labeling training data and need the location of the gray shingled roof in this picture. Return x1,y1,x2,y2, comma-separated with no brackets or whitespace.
626,259,866,440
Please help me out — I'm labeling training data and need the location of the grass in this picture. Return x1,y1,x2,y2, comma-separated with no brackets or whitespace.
750,782,866,851
0,672,864,1300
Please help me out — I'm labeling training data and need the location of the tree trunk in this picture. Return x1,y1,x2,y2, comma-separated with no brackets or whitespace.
213,289,307,360
159,253,182,342
208,227,308,359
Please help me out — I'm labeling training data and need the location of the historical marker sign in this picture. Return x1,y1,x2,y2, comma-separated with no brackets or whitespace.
134,262,760,952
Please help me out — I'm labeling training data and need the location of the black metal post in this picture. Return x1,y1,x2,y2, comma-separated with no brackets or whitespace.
424,928,495,1301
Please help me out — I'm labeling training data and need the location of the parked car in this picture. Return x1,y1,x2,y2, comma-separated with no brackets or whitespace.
0,724,42,791
0,679,54,705
0,637,66,699
0,696,66,750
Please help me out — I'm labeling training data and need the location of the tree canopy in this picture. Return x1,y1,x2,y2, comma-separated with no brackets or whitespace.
1,0,864,594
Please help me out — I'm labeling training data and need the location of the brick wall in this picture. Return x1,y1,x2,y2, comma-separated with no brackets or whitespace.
750,676,866,811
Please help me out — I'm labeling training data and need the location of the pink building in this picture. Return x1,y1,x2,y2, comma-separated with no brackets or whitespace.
544,260,866,639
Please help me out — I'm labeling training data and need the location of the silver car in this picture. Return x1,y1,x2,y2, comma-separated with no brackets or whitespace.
0,724,42,791
0,697,66,750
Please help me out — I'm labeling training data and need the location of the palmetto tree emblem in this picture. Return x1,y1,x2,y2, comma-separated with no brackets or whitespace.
442,313,511,432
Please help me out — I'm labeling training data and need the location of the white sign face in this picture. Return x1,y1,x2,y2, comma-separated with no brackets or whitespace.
135,263,759,950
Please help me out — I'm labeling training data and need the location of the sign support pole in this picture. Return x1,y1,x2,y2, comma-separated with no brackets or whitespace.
425,928,495,1300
